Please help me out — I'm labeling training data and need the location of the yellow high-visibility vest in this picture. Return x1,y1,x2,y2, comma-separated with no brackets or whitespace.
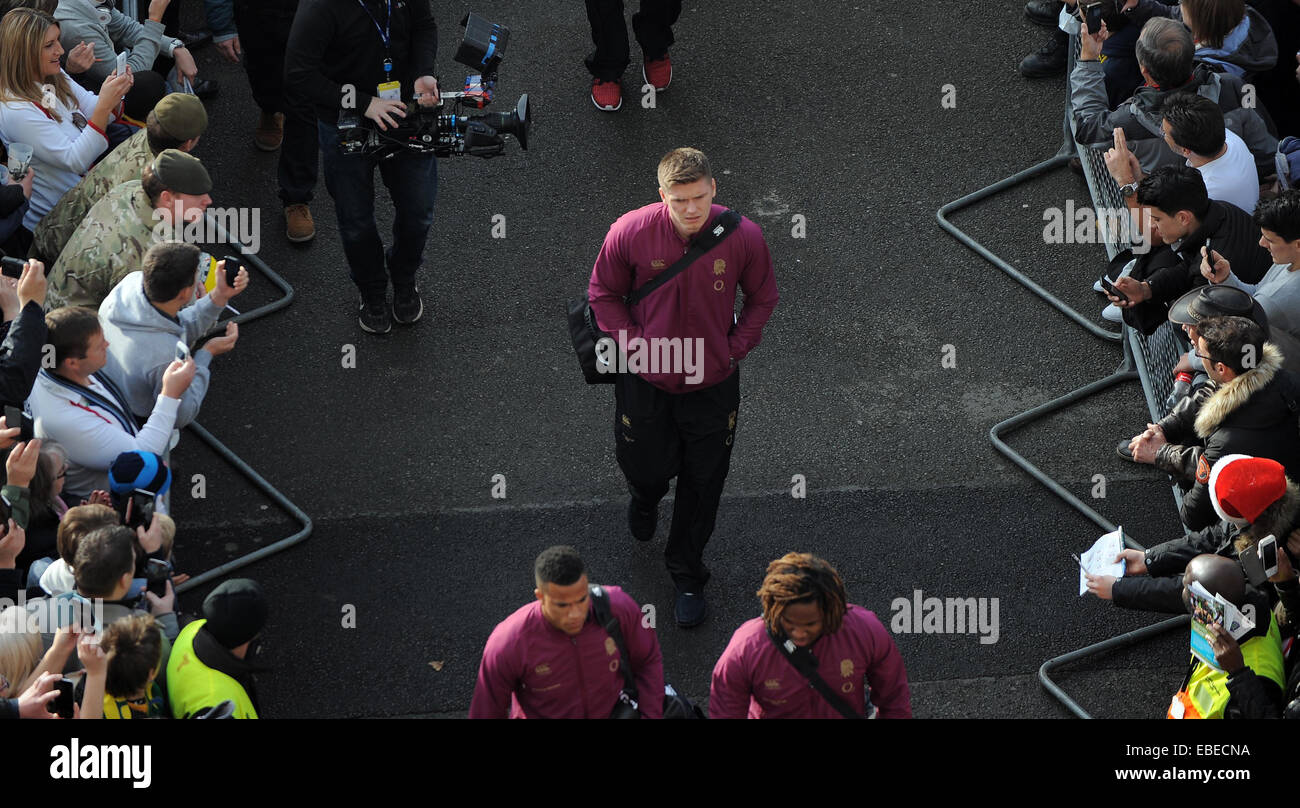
166,619,258,719
1169,614,1284,719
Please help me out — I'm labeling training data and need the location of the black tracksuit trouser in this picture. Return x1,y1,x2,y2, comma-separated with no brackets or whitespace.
614,368,739,593
584,0,682,81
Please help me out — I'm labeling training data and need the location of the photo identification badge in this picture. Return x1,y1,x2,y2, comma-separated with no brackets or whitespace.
377,80,401,101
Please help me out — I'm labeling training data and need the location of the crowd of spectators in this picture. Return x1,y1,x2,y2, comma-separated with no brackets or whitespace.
19,0,1299,721
0,0,264,720
1032,0,1300,717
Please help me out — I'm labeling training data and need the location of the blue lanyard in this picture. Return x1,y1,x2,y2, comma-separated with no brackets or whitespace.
356,0,393,73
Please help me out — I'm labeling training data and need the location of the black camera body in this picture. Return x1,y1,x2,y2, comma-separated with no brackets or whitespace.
336,13,531,160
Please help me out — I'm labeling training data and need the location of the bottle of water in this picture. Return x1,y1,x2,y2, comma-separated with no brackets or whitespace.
1165,371,1193,411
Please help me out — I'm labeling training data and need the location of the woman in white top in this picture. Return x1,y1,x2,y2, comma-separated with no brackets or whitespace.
0,8,131,233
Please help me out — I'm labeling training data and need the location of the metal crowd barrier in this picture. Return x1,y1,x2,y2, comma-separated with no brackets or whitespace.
937,28,1192,717
172,220,313,594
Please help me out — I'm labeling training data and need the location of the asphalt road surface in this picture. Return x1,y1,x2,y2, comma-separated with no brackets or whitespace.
168,0,1195,718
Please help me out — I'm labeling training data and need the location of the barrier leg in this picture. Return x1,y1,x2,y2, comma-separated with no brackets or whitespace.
1038,615,1189,719
937,156,1123,343
169,222,309,593
174,423,314,594
989,347,1141,540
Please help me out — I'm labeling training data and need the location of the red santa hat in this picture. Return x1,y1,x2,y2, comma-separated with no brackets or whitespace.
1209,454,1287,527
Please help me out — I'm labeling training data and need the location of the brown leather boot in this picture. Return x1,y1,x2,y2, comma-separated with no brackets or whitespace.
285,203,315,243
254,111,284,152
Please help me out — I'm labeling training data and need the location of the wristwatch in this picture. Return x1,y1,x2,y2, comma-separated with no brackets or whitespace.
165,38,183,58
1120,181,1139,197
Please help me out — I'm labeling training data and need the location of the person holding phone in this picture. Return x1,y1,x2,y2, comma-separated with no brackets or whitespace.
26,306,196,502
0,607,67,707
0,437,51,577
0,9,131,232
1104,167,1272,317
99,241,245,429
1073,18,1273,179
1202,192,1300,350
32,91,207,268
53,0,205,104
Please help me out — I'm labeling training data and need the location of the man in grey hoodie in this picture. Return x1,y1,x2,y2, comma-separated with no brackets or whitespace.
98,241,246,429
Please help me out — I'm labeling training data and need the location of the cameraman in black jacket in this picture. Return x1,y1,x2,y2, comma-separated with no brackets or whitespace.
285,0,440,335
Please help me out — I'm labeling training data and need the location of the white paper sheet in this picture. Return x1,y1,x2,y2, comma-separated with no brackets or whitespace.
1079,527,1127,596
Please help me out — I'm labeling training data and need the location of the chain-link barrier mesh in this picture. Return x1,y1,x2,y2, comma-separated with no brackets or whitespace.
1142,323,1192,415
1066,37,1189,420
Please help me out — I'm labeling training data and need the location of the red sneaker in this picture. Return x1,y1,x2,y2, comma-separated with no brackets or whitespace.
643,54,671,91
591,78,622,111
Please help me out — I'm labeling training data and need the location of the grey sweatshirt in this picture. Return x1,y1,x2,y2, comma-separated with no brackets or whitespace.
97,272,220,428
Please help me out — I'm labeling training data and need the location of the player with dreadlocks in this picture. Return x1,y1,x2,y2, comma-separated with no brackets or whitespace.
708,552,912,718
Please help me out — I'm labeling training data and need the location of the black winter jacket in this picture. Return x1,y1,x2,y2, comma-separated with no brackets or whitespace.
1113,520,1241,612
1166,344,1300,532
1143,200,1273,308
285,0,438,124
1116,243,1184,335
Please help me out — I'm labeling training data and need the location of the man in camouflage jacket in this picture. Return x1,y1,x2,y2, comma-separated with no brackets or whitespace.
46,150,213,311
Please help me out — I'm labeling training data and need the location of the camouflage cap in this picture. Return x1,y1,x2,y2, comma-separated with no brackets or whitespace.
152,149,212,195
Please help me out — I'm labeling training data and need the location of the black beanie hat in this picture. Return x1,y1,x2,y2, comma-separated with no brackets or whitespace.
202,579,268,649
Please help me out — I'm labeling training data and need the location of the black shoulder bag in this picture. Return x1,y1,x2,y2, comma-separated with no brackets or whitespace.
588,584,704,719
767,630,871,720
567,209,742,385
